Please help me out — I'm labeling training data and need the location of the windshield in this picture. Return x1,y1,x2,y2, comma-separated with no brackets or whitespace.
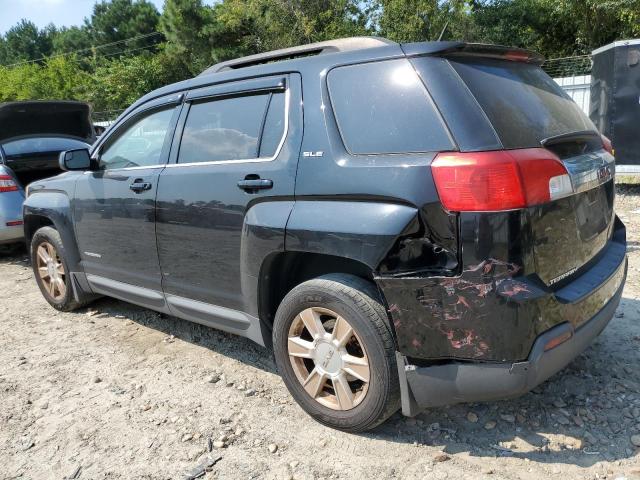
449,58,596,149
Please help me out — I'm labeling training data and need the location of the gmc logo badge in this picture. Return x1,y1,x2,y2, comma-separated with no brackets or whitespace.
597,165,612,181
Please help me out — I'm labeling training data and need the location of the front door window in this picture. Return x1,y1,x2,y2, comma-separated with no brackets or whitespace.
100,108,175,170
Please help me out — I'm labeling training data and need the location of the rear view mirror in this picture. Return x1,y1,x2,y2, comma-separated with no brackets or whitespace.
59,148,91,171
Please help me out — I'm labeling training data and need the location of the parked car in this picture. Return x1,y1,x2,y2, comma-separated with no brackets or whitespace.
0,101,94,247
23,37,627,432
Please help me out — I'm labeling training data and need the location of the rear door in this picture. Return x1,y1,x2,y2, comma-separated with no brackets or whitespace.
156,74,301,310
441,57,615,285
73,94,182,299
156,74,301,311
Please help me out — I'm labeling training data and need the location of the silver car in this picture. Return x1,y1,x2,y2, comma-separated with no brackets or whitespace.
0,101,94,247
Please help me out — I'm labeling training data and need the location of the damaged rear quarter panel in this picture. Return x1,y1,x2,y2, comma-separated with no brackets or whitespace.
377,210,542,362
377,208,625,363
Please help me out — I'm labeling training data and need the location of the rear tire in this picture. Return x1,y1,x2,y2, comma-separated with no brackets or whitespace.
31,226,85,312
273,274,400,432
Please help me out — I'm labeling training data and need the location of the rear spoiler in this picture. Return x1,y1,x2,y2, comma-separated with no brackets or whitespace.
401,42,545,65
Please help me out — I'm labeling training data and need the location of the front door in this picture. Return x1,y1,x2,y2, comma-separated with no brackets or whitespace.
156,74,301,311
74,100,181,298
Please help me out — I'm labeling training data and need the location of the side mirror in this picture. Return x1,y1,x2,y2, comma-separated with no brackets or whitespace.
59,148,92,171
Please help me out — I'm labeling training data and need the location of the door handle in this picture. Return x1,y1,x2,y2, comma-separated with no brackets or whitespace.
237,178,273,192
129,180,152,193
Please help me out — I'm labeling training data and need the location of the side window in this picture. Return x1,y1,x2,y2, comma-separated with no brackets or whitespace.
328,59,454,155
178,91,286,164
259,92,286,158
99,107,175,170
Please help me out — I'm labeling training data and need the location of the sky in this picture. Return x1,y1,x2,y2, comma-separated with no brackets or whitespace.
0,0,166,34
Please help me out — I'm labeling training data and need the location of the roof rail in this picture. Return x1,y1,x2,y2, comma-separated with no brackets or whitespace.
199,36,396,76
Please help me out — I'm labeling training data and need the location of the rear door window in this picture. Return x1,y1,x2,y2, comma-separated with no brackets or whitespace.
178,91,285,164
328,59,454,155
258,92,286,157
449,58,596,149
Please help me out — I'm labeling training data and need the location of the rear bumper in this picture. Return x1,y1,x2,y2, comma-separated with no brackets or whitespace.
397,257,627,415
0,225,23,244
0,189,25,244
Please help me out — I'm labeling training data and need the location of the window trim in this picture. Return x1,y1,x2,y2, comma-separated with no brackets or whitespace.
167,81,290,169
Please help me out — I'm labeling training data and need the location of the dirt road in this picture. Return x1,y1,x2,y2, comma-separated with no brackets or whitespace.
2,186,640,480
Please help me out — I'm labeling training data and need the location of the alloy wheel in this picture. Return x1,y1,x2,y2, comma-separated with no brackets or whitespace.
287,307,370,410
36,241,66,301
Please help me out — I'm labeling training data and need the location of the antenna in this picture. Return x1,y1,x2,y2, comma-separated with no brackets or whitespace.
437,20,450,42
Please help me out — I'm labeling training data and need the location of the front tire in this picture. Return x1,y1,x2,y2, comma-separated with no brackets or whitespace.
31,226,84,312
273,274,400,432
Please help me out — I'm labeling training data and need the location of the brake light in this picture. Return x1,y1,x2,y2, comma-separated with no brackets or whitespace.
431,148,573,211
0,175,18,193
601,135,614,156
503,50,531,62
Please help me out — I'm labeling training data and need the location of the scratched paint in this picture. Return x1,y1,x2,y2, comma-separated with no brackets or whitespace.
376,208,626,363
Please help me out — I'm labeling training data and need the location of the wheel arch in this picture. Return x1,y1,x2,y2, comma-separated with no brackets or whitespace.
243,199,418,346
258,251,379,332
23,191,82,272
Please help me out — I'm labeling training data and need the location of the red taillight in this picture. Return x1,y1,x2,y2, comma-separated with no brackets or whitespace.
601,135,614,156
431,148,572,212
0,175,18,193
6,220,23,227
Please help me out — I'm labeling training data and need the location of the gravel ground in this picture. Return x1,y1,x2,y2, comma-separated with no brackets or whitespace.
1,186,640,480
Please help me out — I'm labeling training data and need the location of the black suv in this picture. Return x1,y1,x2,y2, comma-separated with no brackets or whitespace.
24,37,627,432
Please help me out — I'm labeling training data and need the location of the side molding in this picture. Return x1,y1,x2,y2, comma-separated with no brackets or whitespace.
166,294,264,346
86,273,265,346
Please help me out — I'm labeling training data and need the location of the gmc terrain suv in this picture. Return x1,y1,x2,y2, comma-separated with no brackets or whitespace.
24,37,627,432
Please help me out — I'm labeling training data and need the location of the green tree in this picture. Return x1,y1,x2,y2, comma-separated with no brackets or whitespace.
473,0,640,57
0,20,54,65
89,0,161,54
375,0,477,42
160,0,214,74
89,51,187,112
0,55,92,101
542,0,640,54
209,0,373,54
161,0,374,75
52,26,94,56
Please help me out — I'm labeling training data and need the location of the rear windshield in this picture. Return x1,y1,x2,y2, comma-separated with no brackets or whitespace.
449,58,596,149
2,137,89,157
